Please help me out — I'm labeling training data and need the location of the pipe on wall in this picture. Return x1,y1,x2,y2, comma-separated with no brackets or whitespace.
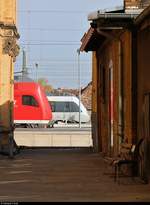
118,39,124,146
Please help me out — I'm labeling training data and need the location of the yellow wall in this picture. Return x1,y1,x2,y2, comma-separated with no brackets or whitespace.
0,0,19,134
0,0,16,24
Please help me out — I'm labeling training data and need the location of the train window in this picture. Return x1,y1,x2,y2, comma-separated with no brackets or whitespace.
55,102,70,112
69,102,79,112
49,101,55,112
50,101,70,112
64,102,70,112
49,101,80,113
22,95,39,107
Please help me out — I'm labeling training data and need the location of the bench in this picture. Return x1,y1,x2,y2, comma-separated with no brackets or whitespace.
104,138,144,184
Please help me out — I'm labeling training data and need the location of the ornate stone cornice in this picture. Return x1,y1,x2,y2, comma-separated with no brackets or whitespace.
0,22,20,38
3,37,20,62
0,22,20,62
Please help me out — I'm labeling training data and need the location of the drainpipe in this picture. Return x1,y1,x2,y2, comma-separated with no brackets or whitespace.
77,48,81,128
118,39,124,147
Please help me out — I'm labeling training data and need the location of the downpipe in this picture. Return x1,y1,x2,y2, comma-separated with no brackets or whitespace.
118,39,124,147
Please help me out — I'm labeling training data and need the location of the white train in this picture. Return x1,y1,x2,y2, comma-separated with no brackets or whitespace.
47,95,90,124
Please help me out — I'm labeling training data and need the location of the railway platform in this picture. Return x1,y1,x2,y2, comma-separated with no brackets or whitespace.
0,148,150,202
14,128,93,147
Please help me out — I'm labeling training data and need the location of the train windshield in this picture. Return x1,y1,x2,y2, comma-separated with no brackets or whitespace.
22,95,39,107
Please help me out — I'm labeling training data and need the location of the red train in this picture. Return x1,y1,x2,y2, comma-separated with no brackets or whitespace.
14,82,53,128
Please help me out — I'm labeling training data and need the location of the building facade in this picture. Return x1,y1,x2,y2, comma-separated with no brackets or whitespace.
0,0,19,152
136,5,150,178
80,0,150,177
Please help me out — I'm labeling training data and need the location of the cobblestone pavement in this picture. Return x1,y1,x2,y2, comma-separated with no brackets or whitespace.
0,148,150,202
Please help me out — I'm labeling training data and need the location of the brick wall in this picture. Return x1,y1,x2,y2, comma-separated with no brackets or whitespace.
81,82,92,111
125,0,150,9
125,0,140,8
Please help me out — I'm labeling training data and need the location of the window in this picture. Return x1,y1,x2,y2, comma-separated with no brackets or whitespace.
55,102,64,112
49,102,55,112
49,101,79,112
50,101,70,112
22,95,39,107
70,102,79,112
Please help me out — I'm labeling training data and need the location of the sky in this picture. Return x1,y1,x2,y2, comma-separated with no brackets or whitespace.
15,0,123,89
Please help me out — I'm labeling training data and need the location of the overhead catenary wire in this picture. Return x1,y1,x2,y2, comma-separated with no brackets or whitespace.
20,40,81,43
16,7,92,89
19,28,84,31
26,59,91,62
15,58,91,64
18,9,89,14
20,43,80,46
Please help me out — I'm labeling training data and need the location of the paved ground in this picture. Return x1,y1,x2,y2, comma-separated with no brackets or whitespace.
0,148,150,202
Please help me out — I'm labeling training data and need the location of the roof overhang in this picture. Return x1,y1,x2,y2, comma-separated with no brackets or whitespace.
80,5,150,53
88,12,140,29
88,12,139,21
80,27,105,52
80,12,139,52
135,4,150,26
